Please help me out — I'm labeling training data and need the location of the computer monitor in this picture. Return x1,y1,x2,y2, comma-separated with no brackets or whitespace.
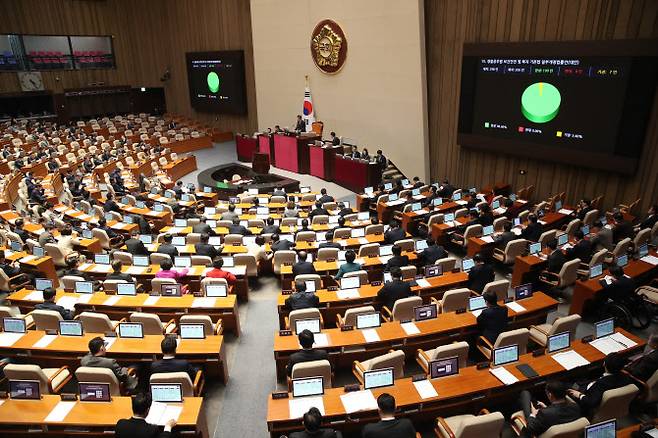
380,245,394,256
221,257,234,267
94,253,110,265
82,229,93,238
557,233,569,246
171,236,186,246
401,179,409,186
528,242,541,255
207,219,217,228
547,331,571,354
174,219,187,227
179,323,206,339
585,420,616,438
429,356,459,379
204,207,216,215
616,254,628,267
205,284,228,297
462,258,475,272
121,196,130,205
139,234,153,244
340,276,360,290
79,382,111,402
150,187,160,195
351,228,365,238
32,246,44,257
452,192,462,201
513,217,521,226
638,243,649,257
291,377,324,398
294,318,321,335
589,264,603,279
411,202,422,212
414,304,438,321
581,225,590,236
204,186,212,193
118,322,144,338
357,212,369,221
174,256,191,268
482,225,494,236
257,197,269,205
492,200,500,210
74,281,94,294
304,280,316,293
3,317,26,334
116,283,137,296
256,207,269,216
154,204,164,212
555,200,562,211
161,284,182,297
164,191,174,199
133,255,150,267
209,236,222,246
444,213,455,222
58,320,83,336
384,182,393,190
124,216,134,224
181,194,191,202
363,368,395,390
415,240,429,251
135,201,146,209
388,193,399,202
468,296,487,312
514,283,533,300
300,186,311,193
493,344,519,366
509,194,517,201
424,265,442,278
364,186,373,195
104,213,114,222
35,278,52,291
150,383,183,403
356,312,381,329
9,380,40,400
595,318,614,339
433,198,443,206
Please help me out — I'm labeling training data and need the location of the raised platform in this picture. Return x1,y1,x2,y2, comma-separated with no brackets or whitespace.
197,163,299,199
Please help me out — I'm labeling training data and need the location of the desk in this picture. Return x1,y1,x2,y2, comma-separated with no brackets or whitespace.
333,155,381,193
268,329,643,437
273,133,320,173
4,249,58,283
309,144,340,181
163,155,198,181
0,330,229,382
170,135,212,153
258,133,275,162
0,395,207,437
273,292,558,380
236,135,258,162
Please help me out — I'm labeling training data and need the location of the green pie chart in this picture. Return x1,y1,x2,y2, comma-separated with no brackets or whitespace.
521,82,561,123
207,72,220,93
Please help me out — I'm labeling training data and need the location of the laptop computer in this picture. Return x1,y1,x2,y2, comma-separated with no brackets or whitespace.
340,276,360,290
3,317,26,334
595,318,614,339
585,420,616,438
414,304,438,321
205,284,228,297
74,281,94,294
35,278,53,291
118,322,144,338
133,255,150,267
161,284,182,297
514,283,533,300
116,283,137,296
9,380,40,400
294,318,322,335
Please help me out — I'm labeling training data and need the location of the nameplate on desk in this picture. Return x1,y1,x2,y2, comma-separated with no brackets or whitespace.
327,286,338,291
476,362,489,370
279,330,292,336
271,391,289,399
412,374,427,382
532,349,545,357
282,290,293,295
60,393,77,401
340,325,354,331
581,335,594,343
455,308,466,314
343,384,360,392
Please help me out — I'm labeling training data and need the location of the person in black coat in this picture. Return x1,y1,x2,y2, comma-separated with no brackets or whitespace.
362,393,416,438
612,212,634,243
191,216,216,236
285,280,320,311
309,201,330,219
103,193,121,213
291,407,341,438
385,245,409,271
115,392,174,438
194,233,221,259
466,253,495,293
477,291,508,345
376,267,413,311
626,334,658,381
157,234,179,258
228,218,252,236
125,230,149,256
262,218,281,235
292,251,316,277
566,230,593,263
295,115,305,132
150,336,199,381
13,218,30,243
35,287,73,320
418,238,448,266
318,188,334,204
518,381,582,438
495,222,516,249
107,260,136,283
576,199,593,221
375,150,387,171
600,265,635,303
545,239,566,273
286,329,328,376
270,234,296,252
521,214,542,242
437,179,456,198
329,131,340,147
384,220,405,245
637,204,658,231
319,231,342,249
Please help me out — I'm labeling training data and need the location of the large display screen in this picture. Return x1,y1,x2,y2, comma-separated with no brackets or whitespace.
458,40,658,174
186,50,247,114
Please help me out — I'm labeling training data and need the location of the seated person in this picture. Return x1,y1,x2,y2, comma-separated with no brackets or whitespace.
637,204,658,231
566,230,593,263
194,233,221,259
612,211,634,243
205,257,237,285
155,259,189,293
82,337,137,391
284,201,299,218
286,329,328,377
246,235,270,266
466,253,494,293
298,218,311,232
308,201,329,219
115,392,175,437
38,222,57,247
478,204,494,227
290,408,342,438
335,250,361,280
318,188,334,204
107,260,136,283
63,256,95,283
319,231,342,249
337,202,353,217
35,287,73,320
220,204,239,222
494,221,516,248
150,335,199,381
385,244,409,271
228,218,252,236
156,234,179,258
516,381,581,438
285,280,320,311
292,251,316,276
262,217,281,235
124,229,149,256
418,237,447,266
545,239,566,273
103,193,121,213
477,290,508,345
13,218,30,243
376,267,413,310
411,176,424,189
362,393,416,438
521,214,542,243
599,265,634,303
0,250,32,284
192,216,216,236
270,234,296,252
575,198,593,221
384,220,405,244
97,217,119,240
626,333,658,382
449,210,480,245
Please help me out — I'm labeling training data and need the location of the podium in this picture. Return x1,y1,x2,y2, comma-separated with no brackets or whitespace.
235,135,257,162
333,155,382,193
309,144,340,181
258,134,274,162
252,153,270,174
273,133,320,174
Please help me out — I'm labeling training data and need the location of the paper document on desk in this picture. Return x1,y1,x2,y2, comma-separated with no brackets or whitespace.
92,265,113,274
551,350,590,370
414,210,426,216
145,401,183,426
494,207,507,215
313,333,329,348
481,236,495,243
362,329,380,343
610,332,636,349
340,389,378,413
192,297,216,308
44,401,76,422
505,301,526,313
557,209,573,215
490,366,519,385
25,290,44,301
103,337,117,351
590,337,625,355
77,294,92,304
33,334,57,348
640,255,658,266
413,379,438,399
143,296,160,306
357,238,369,245
103,296,121,306
19,255,37,263
415,278,431,289
56,296,79,311
0,332,24,347
455,200,468,205
126,266,146,275
288,397,325,419
78,263,92,271
471,309,483,318
336,289,360,300
401,322,420,335
538,220,547,225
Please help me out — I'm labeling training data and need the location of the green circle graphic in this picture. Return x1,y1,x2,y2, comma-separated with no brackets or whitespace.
207,72,220,93
521,82,561,123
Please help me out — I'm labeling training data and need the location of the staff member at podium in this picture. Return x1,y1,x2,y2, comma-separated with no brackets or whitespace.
330,131,340,146
295,115,305,132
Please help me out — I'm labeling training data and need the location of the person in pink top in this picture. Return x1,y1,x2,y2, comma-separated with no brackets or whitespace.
155,259,189,294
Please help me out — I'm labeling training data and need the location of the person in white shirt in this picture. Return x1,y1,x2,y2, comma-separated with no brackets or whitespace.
246,236,270,271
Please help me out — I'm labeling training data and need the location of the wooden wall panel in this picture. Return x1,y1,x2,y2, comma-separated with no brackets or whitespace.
0,0,257,133
425,0,658,214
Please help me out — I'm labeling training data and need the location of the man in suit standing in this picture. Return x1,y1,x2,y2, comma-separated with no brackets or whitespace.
627,334,658,382
375,149,387,171
35,287,73,320
385,245,409,271
384,220,405,245
362,393,416,438
418,237,447,266
292,251,316,277
194,233,221,259
477,290,508,345
81,337,138,391
157,234,179,258
291,407,341,438
115,392,174,438
318,188,334,204
546,239,566,273
192,216,216,236
517,381,582,438
329,132,340,146
151,336,199,381
295,115,306,132
286,329,328,376
285,280,320,311
521,214,542,242
466,253,495,293
124,230,149,256
376,267,413,311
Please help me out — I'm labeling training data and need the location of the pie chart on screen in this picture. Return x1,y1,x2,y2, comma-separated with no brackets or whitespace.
207,72,220,93
521,82,561,123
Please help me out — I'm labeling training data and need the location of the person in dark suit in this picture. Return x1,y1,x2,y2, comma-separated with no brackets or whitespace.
494,222,516,249
338,202,354,217
285,280,320,311
576,199,593,221
125,230,149,256
362,393,416,438
612,212,634,243
521,214,542,242
286,329,328,376
478,204,495,227
295,115,305,132
292,251,316,277
172,181,184,199
309,201,330,219
262,218,281,235
151,335,199,381
546,239,566,273
329,131,340,147
350,145,362,159
194,233,221,259
599,265,635,303
220,204,239,222
627,334,658,382
517,381,582,438
637,204,658,231
13,218,30,243
411,176,424,189
270,234,296,252
318,188,334,204
437,179,456,198
192,216,216,236
376,267,413,311
385,245,409,271
567,353,632,416
319,231,342,249
97,217,119,240
157,234,179,258
115,392,174,438
566,230,593,263
107,260,136,283
375,149,387,171
466,253,495,293
82,337,138,391
291,407,341,438
35,287,73,320
103,193,121,213
477,291,508,345
228,218,252,236
384,220,405,245
418,238,447,266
